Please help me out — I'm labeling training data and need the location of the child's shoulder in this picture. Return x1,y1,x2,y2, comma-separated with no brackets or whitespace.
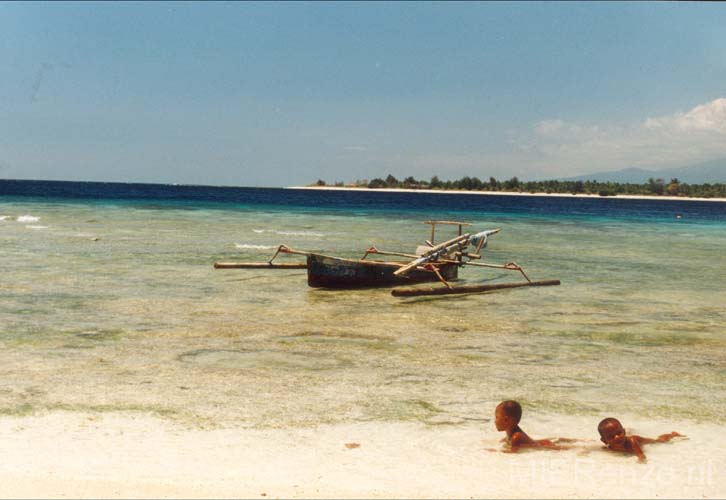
510,429,534,446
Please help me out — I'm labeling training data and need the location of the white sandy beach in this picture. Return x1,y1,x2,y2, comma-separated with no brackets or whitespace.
1,411,723,499
289,185,726,203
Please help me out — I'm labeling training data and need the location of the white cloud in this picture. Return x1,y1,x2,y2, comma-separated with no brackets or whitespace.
534,119,600,139
526,97,726,176
534,119,565,136
644,98,726,134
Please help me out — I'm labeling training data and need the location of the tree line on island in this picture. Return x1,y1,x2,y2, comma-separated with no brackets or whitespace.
313,174,726,198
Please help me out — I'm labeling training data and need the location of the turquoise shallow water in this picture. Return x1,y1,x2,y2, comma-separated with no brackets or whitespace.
0,194,724,428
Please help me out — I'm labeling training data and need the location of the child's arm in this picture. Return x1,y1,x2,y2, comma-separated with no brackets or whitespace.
535,438,571,450
655,431,682,442
630,437,647,463
638,432,682,445
511,432,570,451
548,437,579,443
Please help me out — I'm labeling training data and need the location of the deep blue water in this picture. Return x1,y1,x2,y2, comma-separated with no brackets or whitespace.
1,179,724,224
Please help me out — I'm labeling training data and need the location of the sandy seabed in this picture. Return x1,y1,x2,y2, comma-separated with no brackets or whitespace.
288,186,726,203
1,412,723,499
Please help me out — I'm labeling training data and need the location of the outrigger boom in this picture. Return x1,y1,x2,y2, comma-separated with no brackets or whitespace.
213,262,307,269
392,279,561,297
392,228,500,278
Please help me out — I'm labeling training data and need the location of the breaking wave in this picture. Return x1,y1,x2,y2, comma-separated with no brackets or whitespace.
253,229,324,237
17,215,40,222
235,244,278,250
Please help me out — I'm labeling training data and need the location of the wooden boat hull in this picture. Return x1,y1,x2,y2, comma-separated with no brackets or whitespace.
306,253,458,289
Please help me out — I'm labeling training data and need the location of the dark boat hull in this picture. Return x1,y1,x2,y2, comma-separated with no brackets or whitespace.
306,253,458,289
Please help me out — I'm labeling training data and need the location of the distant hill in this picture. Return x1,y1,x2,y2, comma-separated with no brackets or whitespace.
564,158,726,184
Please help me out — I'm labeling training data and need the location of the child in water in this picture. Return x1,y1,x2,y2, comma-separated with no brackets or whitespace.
495,400,574,452
597,417,683,463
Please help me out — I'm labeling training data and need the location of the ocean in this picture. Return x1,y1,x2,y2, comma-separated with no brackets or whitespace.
1,179,725,431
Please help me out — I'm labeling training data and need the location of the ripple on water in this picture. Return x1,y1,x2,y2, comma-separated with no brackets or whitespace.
386,373,448,385
545,377,596,389
74,329,123,342
603,331,717,347
177,348,349,370
277,330,394,348
378,398,472,426
437,325,469,333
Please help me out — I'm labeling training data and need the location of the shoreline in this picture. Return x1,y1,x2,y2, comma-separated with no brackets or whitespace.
1,411,722,499
288,185,726,203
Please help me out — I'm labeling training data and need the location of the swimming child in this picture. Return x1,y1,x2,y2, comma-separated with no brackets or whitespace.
597,417,683,463
495,400,573,452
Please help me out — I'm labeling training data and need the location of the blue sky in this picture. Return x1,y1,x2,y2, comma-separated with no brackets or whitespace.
1,2,725,187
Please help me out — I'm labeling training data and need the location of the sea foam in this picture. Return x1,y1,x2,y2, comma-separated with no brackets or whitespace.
17,215,40,222
235,244,278,250
253,228,324,237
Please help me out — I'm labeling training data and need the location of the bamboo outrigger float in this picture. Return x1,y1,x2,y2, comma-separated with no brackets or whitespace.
213,220,560,297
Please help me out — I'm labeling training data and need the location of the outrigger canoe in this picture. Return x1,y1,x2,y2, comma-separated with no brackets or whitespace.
214,220,560,296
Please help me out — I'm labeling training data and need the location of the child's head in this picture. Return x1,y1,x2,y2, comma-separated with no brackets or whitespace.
495,400,522,431
598,417,626,447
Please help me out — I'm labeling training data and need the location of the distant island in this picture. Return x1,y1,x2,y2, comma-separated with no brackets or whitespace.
309,174,726,199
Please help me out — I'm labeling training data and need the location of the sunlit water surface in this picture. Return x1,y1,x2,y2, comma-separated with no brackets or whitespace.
1,191,724,429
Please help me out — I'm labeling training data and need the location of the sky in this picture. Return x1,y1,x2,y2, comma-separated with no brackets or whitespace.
1,1,725,187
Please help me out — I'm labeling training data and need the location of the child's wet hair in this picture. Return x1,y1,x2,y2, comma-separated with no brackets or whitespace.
498,400,522,421
597,417,622,436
